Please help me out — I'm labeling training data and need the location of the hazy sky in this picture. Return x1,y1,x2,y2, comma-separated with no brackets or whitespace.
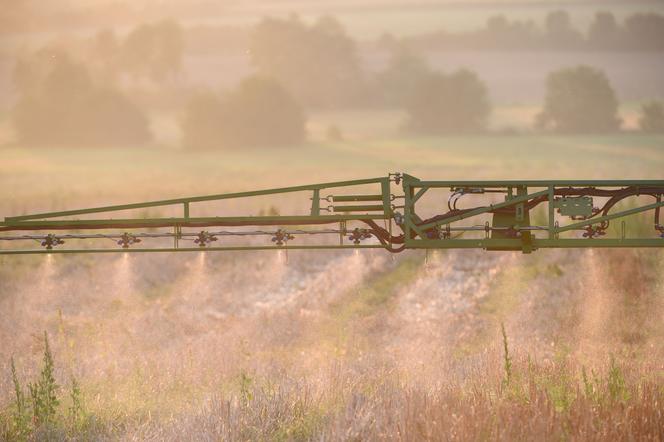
3,0,663,38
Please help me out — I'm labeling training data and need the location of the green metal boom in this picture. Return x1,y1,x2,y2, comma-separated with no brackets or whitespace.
1,173,663,255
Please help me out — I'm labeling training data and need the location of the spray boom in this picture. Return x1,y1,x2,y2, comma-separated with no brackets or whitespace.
1,173,663,255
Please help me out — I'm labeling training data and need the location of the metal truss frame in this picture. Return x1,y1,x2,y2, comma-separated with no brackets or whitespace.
1,173,662,254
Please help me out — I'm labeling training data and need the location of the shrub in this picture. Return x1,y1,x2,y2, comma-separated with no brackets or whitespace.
536,65,621,133
406,69,490,134
638,101,664,133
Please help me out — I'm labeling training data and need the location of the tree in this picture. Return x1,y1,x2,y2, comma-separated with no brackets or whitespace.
624,13,664,51
638,101,664,133
90,29,121,81
375,47,432,107
406,69,490,134
12,53,151,146
482,15,539,50
121,19,183,82
250,15,365,108
544,10,583,49
588,11,622,50
181,76,306,149
536,65,621,133
223,76,305,146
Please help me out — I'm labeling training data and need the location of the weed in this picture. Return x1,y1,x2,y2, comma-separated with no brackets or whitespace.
239,371,253,406
607,355,630,402
10,358,30,439
2,332,93,440
28,331,59,426
68,377,85,431
501,322,513,388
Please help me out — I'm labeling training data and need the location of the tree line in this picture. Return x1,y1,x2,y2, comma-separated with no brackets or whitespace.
401,10,664,52
9,16,664,149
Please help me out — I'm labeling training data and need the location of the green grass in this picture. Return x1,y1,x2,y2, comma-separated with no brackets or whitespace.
1,133,662,211
330,255,422,321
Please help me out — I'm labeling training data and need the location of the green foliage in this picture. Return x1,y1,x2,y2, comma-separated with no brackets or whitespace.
239,371,254,406
581,358,630,405
4,332,89,440
638,101,664,133
406,69,490,134
28,332,59,426
536,65,621,133
547,378,575,412
325,257,423,347
358,258,421,308
544,366,576,412
582,365,601,404
10,358,30,439
607,356,630,402
68,377,85,431
181,76,305,149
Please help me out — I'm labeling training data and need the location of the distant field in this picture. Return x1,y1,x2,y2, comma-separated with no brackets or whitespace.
1,134,662,216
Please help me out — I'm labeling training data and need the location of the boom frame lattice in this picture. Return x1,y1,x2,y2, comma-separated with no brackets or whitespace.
1,173,663,255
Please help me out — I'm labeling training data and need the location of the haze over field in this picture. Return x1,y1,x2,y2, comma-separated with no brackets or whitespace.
1,0,663,440
2,0,664,143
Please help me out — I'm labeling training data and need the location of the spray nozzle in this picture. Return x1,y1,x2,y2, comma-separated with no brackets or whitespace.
117,233,141,249
41,234,64,250
194,231,218,247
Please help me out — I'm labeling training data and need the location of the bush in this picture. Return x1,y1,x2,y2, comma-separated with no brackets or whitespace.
405,69,490,134
638,101,664,133
181,76,305,149
536,65,621,133
12,52,151,147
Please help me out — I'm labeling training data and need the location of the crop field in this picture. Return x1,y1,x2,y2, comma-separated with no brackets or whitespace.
2,0,664,438
1,135,663,440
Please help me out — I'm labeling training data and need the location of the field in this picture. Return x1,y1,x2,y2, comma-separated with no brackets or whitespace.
1,135,663,440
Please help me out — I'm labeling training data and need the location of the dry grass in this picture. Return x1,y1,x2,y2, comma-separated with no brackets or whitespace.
1,248,663,441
